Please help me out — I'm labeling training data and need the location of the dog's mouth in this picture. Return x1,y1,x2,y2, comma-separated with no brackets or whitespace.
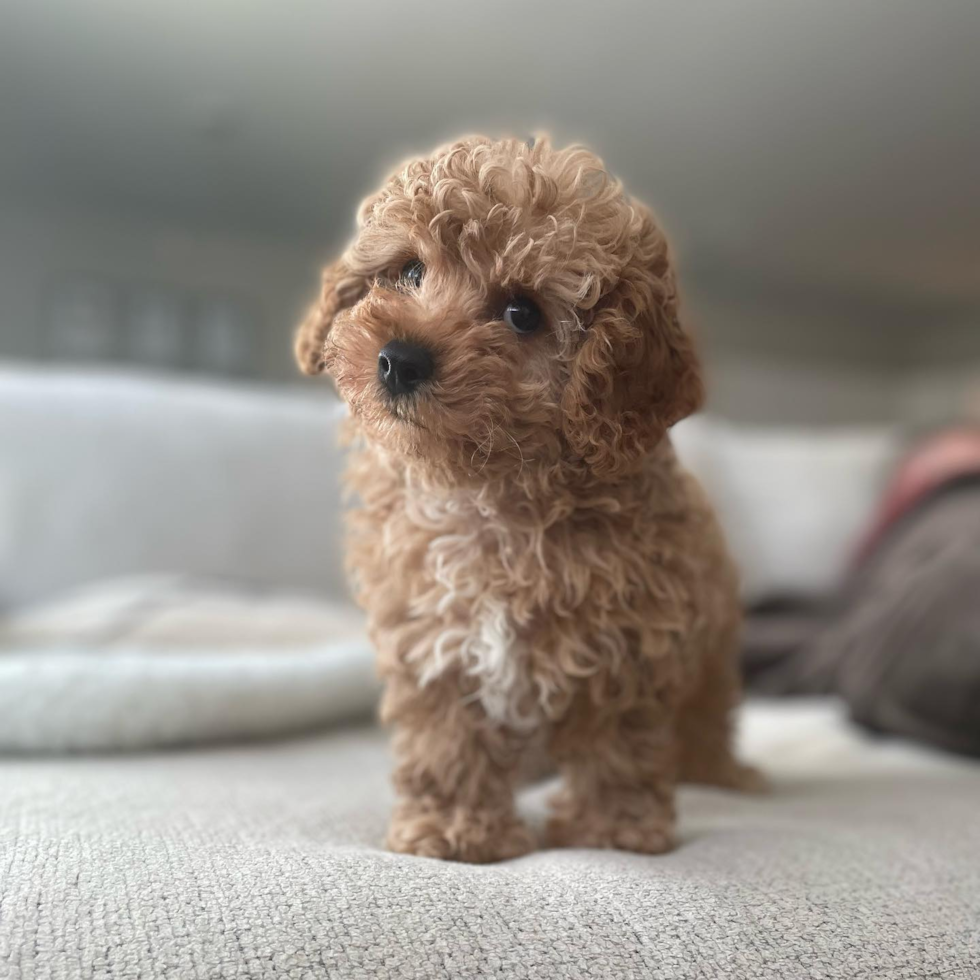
384,397,428,430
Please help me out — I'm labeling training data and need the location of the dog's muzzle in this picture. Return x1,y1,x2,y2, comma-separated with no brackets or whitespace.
378,340,434,397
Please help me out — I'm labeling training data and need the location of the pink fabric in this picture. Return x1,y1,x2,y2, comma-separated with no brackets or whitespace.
855,426,980,563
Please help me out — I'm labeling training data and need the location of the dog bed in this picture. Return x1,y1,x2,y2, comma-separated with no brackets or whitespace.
0,575,378,751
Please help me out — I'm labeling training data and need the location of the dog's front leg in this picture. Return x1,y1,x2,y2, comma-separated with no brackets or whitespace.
381,671,535,863
547,698,678,855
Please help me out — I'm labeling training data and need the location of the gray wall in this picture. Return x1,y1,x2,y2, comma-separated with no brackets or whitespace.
2,192,978,425
0,196,325,383
2,0,979,424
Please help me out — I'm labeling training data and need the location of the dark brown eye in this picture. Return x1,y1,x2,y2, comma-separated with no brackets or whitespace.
400,258,425,289
503,297,542,334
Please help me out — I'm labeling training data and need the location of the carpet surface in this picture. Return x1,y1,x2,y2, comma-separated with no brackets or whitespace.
2,701,979,979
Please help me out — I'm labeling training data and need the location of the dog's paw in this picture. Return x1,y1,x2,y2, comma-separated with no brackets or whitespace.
546,812,677,856
697,761,770,794
681,756,770,794
729,763,769,794
386,803,535,864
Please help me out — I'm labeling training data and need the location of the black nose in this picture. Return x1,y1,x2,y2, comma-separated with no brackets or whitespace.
378,340,434,396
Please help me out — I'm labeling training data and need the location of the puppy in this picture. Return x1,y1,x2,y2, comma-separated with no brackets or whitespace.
297,135,761,863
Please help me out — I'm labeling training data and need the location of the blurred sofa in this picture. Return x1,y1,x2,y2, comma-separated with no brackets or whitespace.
0,362,898,751
0,362,349,609
0,360,897,609
3,362,979,980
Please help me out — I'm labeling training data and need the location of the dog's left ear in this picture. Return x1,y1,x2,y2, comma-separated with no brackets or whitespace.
294,258,366,375
560,206,704,479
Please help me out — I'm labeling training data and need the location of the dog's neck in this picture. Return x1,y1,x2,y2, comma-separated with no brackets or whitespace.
361,435,682,526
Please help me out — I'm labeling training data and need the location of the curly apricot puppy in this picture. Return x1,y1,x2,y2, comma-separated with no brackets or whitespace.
297,135,762,863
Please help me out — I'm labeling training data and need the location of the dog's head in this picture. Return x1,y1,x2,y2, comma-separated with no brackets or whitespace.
296,136,703,485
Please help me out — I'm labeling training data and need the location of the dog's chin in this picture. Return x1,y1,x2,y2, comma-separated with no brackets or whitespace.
356,401,472,481
355,391,547,487
386,401,426,430
355,395,434,458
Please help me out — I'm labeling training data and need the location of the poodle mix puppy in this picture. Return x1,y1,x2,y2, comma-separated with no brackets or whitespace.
297,135,761,863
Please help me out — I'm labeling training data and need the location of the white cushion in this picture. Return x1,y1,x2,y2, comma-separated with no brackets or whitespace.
673,417,899,600
0,363,348,608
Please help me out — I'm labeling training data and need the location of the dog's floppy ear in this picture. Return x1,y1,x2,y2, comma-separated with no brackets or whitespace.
294,258,366,375
560,206,704,478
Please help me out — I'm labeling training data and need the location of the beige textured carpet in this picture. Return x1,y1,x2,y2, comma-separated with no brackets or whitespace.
2,701,979,979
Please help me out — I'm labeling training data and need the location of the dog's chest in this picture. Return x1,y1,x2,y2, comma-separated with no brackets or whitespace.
399,489,543,728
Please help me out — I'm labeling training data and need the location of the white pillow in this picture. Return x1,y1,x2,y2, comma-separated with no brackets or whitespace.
0,364,348,609
674,417,898,600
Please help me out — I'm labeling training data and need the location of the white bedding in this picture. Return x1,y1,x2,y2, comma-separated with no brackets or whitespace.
0,576,379,751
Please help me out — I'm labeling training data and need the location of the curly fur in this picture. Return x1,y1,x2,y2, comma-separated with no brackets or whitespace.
297,135,762,863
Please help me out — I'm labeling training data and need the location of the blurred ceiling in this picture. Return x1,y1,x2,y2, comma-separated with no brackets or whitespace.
2,0,978,312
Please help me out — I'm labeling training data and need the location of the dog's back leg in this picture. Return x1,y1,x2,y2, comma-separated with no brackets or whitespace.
676,626,768,793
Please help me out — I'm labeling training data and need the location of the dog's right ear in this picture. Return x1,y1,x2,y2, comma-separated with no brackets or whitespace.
294,259,366,375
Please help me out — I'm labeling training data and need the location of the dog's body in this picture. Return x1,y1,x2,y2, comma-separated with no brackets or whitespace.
298,136,760,862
